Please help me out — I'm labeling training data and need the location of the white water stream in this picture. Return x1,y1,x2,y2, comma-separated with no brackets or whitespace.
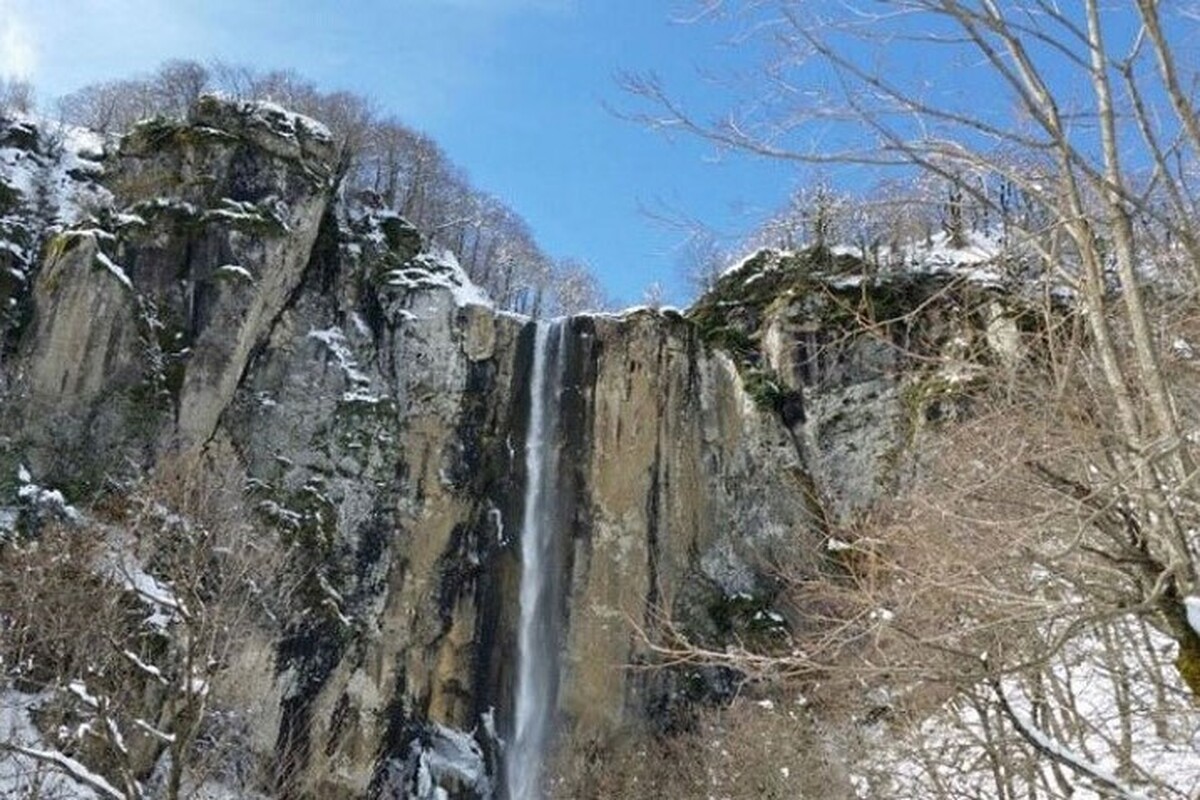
505,320,566,800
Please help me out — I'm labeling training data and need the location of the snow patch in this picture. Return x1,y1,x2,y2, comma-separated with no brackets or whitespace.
381,248,493,309
0,690,106,799
307,327,373,390
94,250,133,290
215,263,254,282
1185,596,1200,637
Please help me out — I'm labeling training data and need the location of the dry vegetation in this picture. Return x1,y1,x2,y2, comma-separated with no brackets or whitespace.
0,455,295,798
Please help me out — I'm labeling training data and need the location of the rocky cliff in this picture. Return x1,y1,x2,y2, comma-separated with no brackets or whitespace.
0,99,1024,798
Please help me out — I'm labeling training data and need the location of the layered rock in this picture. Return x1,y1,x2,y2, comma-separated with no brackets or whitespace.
0,100,1027,798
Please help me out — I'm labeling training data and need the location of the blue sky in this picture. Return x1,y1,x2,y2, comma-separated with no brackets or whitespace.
0,0,799,305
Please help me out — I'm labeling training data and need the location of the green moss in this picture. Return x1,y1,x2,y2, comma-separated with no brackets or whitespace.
1176,629,1200,699
700,324,756,362
125,115,238,153
706,589,790,651
201,199,289,238
743,368,785,411
44,232,83,263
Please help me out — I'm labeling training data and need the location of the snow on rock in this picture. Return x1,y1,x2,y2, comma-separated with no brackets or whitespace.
215,263,254,282
93,249,134,291
97,544,185,630
1185,595,1200,637
0,115,110,227
412,724,492,800
0,690,105,800
721,247,797,279
716,230,1009,296
0,507,16,536
307,326,373,388
382,248,493,309
15,469,83,524
241,98,334,143
910,230,1001,272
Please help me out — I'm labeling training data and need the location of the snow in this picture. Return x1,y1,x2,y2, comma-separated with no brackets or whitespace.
132,718,175,744
122,650,166,684
0,239,25,262
67,681,99,710
829,274,865,289
17,481,83,523
853,617,1200,799
98,546,185,630
382,248,493,309
1002,700,1152,800
715,230,1013,300
203,197,289,231
94,250,133,291
114,212,147,228
241,98,333,143
911,230,1001,270
215,263,253,282
0,507,16,535
1185,595,1200,637
0,690,103,799
342,389,385,404
869,607,895,623
307,326,374,390
0,116,111,227
5,743,123,800
415,724,492,799
721,247,793,278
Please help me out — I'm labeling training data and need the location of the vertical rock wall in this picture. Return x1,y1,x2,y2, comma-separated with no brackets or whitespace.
0,101,1017,798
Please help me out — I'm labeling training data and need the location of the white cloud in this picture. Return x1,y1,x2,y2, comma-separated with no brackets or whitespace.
0,0,37,78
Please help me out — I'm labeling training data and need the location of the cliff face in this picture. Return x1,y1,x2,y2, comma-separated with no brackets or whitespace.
0,100,1016,798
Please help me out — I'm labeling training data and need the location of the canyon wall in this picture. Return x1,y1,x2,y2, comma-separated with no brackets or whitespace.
0,99,1014,798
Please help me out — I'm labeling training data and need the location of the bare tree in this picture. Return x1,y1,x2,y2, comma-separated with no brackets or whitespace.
633,0,1200,688
153,60,209,119
622,2,1200,795
550,258,607,315
47,58,608,315
57,79,157,134
0,77,34,116
0,459,291,799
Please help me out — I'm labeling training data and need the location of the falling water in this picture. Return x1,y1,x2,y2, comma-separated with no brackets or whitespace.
505,320,566,800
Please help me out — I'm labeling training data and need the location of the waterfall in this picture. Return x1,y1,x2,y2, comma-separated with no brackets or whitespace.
505,320,567,800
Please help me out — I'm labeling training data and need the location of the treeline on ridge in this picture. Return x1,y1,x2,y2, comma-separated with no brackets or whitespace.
0,62,605,316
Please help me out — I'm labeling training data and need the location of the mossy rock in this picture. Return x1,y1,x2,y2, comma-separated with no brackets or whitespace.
0,181,22,215
123,115,237,156
0,121,39,153
734,367,801,422
689,247,876,369
380,216,423,260
707,589,790,652
1176,629,1200,700
900,371,981,443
